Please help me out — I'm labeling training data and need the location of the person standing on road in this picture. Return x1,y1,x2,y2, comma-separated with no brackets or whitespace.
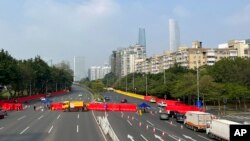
33,105,36,111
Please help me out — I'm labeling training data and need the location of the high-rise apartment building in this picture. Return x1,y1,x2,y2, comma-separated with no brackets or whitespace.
110,44,146,78
88,65,111,81
169,19,180,52
73,56,85,82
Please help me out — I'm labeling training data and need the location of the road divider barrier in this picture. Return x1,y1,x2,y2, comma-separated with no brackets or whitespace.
1,103,23,111
51,103,63,110
97,116,120,141
87,103,137,112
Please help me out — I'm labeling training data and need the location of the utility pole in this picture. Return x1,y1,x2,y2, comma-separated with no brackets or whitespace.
30,81,32,96
145,73,148,96
196,51,200,107
164,69,166,84
126,75,128,92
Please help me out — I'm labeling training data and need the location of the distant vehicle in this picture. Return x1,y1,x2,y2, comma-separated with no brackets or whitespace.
184,111,211,131
149,98,156,103
95,98,104,103
159,112,169,120
157,101,167,107
104,96,111,101
40,97,46,101
121,98,127,103
206,119,240,141
169,110,178,118
175,112,185,122
0,108,7,119
78,94,82,97
62,101,87,112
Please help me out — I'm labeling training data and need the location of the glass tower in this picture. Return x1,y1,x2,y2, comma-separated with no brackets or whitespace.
169,19,180,52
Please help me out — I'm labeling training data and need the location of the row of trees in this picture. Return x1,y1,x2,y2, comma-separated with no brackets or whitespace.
101,57,250,109
0,49,73,99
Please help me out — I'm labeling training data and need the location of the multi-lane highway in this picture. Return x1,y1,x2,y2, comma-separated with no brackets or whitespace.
2,85,248,141
97,91,215,141
0,86,107,141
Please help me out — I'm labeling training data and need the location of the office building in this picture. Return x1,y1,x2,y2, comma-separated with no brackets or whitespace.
138,28,146,48
73,56,85,82
169,19,180,52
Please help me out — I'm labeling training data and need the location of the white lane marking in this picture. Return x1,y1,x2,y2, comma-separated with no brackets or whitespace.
127,120,132,126
57,114,61,119
168,134,179,141
17,115,26,121
154,134,164,141
20,126,30,135
146,120,154,126
77,125,79,133
48,125,53,134
38,115,44,120
183,134,196,141
197,135,213,141
140,134,148,141
77,114,79,119
127,134,135,141
0,127,4,130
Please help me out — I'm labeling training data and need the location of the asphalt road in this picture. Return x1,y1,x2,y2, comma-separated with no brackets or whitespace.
2,86,248,141
0,86,106,141
98,91,216,141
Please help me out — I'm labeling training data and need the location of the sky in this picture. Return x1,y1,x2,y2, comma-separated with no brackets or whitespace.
1,0,250,70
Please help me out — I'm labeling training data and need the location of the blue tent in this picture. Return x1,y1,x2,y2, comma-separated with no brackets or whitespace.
41,98,52,104
138,102,151,108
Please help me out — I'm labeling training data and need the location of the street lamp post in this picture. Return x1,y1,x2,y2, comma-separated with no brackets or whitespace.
196,51,200,107
146,76,147,96
126,75,128,92
29,81,32,96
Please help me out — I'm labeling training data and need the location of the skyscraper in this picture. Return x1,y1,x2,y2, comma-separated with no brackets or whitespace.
169,19,180,52
73,56,85,82
138,28,146,48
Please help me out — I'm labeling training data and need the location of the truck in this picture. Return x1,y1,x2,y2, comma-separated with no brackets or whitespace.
62,101,88,112
206,119,240,141
184,111,211,131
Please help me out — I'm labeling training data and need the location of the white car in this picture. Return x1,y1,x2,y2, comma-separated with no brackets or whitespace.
157,101,167,107
149,98,156,103
40,97,46,101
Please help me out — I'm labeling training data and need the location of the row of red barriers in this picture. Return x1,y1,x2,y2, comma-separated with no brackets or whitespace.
144,96,203,114
1,103,23,111
50,103,137,112
0,90,68,104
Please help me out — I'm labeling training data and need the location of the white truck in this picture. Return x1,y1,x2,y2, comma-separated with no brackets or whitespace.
184,111,211,131
206,119,240,141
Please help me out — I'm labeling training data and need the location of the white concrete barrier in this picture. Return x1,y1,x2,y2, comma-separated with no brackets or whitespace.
98,116,120,141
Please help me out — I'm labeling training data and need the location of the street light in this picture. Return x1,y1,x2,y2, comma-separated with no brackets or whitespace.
145,73,148,96
196,50,200,107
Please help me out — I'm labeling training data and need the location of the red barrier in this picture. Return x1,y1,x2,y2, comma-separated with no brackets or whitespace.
87,103,105,111
0,90,68,104
119,104,137,112
87,103,137,112
1,103,23,111
51,103,63,110
107,103,120,111
13,103,23,111
166,104,202,114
